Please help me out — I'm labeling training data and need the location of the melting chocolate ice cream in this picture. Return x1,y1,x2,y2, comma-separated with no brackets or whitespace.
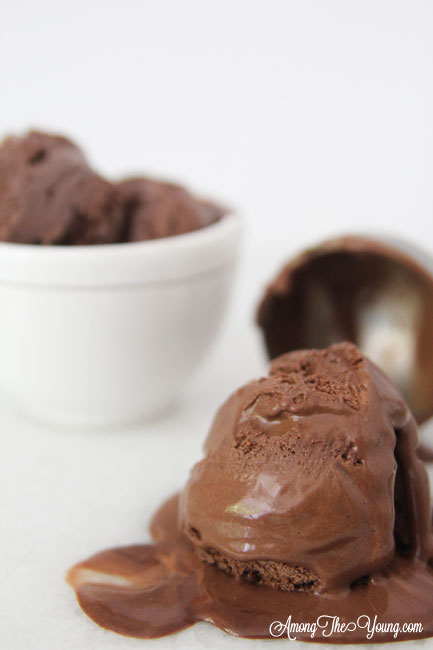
68,343,433,643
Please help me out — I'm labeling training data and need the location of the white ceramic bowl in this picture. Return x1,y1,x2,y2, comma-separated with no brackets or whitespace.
0,213,241,427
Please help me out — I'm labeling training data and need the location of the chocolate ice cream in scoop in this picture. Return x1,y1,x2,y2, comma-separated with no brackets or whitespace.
68,343,433,643
257,236,433,426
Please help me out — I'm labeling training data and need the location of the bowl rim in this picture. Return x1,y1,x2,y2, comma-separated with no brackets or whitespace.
0,211,237,255
0,212,241,287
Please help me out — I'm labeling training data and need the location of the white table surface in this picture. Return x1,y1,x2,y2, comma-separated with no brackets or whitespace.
3,1,433,647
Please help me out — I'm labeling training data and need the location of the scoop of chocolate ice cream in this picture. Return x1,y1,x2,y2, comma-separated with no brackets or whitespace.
0,131,124,245
0,130,224,245
256,236,433,425
117,177,223,241
179,342,432,593
68,342,433,641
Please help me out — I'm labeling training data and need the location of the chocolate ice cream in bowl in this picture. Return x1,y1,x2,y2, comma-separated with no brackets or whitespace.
67,343,433,643
0,131,240,427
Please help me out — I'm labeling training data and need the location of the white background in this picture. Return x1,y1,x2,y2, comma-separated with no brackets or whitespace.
1,1,433,649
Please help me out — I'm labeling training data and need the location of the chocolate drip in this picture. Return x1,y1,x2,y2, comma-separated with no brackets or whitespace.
393,418,433,561
68,495,433,643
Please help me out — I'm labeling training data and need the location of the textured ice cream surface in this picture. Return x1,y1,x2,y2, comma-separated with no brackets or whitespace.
179,342,430,592
256,236,433,426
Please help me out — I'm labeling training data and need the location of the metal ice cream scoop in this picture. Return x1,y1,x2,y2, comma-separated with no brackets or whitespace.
257,235,433,425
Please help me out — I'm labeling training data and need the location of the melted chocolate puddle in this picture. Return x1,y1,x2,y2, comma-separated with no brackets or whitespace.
68,495,433,643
